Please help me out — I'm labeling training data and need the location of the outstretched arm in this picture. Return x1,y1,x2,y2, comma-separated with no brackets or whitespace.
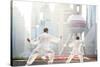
27,38,31,43
26,37,39,46
50,35,62,44
81,40,85,47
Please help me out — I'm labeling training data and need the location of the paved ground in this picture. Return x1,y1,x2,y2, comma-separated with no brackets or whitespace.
11,56,97,66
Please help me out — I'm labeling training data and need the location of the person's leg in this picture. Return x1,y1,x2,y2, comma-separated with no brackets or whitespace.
47,52,55,64
26,53,39,66
66,55,74,63
41,56,47,60
78,55,83,63
84,56,90,60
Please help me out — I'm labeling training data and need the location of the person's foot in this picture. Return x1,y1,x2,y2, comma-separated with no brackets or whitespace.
80,61,83,63
25,63,31,66
48,60,53,64
25,64,29,66
84,57,90,60
42,56,47,60
66,60,70,63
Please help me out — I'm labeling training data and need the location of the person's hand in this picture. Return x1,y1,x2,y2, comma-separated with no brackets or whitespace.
27,38,30,42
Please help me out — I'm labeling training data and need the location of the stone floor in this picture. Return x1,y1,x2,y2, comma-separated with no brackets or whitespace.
11,56,97,66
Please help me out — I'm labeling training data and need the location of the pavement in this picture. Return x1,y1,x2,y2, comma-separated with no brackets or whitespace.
11,56,97,66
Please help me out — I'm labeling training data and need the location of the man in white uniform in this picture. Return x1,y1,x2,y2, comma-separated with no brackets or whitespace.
66,36,84,63
26,28,60,65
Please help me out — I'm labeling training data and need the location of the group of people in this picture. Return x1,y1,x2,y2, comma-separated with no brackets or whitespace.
25,28,85,66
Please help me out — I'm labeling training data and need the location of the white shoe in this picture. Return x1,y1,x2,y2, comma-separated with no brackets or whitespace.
25,63,31,66
42,56,47,60
48,60,53,64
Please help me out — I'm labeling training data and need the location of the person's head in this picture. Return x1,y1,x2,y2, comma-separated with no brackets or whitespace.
43,28,48,33
76,36,80,40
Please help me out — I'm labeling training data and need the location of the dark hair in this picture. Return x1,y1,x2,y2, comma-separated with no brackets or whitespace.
76,36,80,40
43,28,48,32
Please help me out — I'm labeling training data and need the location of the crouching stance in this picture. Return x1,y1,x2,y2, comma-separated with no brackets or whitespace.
26,28,60,65
66,36,84,63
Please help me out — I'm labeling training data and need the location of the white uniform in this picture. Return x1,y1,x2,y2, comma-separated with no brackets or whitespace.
66,39,84,63
26,32,60,65
31,32,57,56
69,40,84,55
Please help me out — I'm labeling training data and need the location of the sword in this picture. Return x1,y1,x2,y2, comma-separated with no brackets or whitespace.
59,34,72,55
